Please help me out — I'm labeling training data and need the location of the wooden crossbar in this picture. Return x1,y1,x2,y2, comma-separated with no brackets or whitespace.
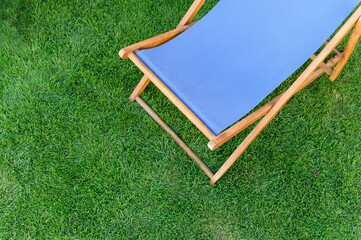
310,54,333,75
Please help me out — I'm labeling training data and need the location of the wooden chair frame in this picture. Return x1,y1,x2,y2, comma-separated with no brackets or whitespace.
120,0,361,185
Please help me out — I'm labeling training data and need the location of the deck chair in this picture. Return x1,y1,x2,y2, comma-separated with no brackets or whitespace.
120,0,361,185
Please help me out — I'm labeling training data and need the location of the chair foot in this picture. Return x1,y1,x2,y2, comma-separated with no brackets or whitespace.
209,176,220,185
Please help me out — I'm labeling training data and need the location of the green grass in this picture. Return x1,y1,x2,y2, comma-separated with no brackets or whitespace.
1,0,361,238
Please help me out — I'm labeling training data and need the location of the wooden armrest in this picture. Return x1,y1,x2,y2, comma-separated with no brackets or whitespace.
119,22,196,59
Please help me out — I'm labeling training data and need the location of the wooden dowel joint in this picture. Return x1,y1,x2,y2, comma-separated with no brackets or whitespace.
310,54,333,76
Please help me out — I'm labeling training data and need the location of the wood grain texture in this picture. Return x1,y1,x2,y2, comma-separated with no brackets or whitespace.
330,17,361,81
177,0,206,28
310,54,333,75
128,52,216,140
136,96,214,179
119,22,196,59
325,41,341,55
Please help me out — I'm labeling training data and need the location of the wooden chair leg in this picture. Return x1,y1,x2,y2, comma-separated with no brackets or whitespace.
209,72,315,185
330,17,361,81
129,75,150,102
135,96,214,179
210,11,361,184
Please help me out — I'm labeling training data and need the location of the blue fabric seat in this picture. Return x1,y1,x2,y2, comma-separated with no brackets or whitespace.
136,0,359,135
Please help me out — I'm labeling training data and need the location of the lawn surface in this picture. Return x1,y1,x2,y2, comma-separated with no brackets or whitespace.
1,0,361,239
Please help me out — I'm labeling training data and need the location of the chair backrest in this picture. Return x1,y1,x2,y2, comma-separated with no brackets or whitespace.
184,0,360,66
137,0,360,134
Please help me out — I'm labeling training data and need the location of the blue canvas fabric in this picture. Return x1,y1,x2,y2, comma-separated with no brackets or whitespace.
136,0,359,135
